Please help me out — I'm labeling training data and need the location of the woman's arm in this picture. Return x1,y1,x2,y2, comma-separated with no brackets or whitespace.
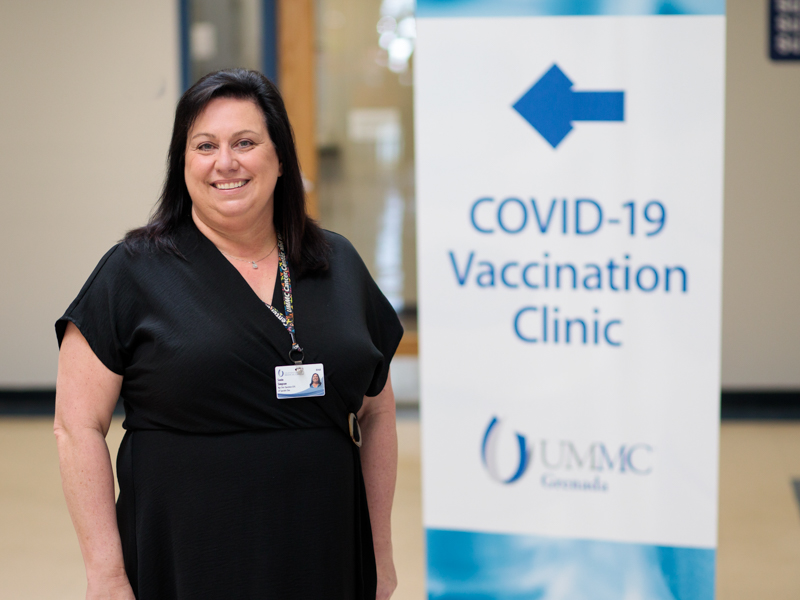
358,370,399,600
53,323,134,599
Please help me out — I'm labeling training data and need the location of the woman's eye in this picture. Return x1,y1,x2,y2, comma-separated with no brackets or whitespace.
236,139,254,149
196,142,214,151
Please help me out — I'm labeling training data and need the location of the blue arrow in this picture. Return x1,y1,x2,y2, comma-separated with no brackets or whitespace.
513,64,625,149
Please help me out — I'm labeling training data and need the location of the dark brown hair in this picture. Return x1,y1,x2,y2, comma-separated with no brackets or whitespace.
124,69,329,274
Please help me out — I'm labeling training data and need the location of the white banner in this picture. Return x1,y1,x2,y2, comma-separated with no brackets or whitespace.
415,1,725,599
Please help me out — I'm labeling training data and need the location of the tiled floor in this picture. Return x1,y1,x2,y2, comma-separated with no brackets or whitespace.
0,417,798,599
716,422,800,599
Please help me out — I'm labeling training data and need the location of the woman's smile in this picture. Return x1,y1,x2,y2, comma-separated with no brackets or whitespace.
212,179,250,191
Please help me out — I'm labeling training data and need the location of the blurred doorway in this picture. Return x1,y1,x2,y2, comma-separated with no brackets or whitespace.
316,0,417,328
183,0,273,87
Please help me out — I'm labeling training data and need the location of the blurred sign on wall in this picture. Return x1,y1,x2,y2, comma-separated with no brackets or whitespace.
770,0,800,60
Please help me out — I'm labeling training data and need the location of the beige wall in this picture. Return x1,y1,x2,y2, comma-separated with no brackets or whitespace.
722,0,800,389
0,0,179,386
0,1,798,389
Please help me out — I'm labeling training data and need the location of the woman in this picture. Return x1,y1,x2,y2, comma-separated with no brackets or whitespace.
54,69,403,599
311,373,323,388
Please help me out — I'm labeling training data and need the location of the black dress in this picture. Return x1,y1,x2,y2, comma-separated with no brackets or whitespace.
55,223,403,599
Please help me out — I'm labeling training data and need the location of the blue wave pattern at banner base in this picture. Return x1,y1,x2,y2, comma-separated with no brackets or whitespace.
427,529,715,600
416,0,725,18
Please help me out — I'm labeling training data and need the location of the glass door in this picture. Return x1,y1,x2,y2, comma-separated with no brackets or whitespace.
316,0,417,325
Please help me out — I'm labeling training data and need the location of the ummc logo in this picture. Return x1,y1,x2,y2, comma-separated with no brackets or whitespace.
481,417,530,483
481,416,653,488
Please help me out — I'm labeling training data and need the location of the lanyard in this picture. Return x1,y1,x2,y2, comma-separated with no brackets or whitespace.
266,237,304,364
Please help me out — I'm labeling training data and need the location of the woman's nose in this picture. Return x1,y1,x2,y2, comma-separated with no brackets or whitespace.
216,146,238,171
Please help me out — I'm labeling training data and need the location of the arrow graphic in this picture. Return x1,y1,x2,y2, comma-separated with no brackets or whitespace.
513,64,625,148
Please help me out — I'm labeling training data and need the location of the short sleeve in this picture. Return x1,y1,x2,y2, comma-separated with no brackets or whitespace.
55,245,133,375
362,265,405,398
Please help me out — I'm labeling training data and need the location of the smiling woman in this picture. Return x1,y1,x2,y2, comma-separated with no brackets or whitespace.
53,69,403,600
185,99,283,231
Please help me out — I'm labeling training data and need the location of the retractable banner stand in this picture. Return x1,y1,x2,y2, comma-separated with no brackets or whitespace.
414,1,725,599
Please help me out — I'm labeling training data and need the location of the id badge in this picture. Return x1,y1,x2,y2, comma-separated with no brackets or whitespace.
275,363,325,399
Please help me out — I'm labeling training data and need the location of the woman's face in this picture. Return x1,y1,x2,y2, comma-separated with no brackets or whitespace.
185,97,282,229
312,374,320,384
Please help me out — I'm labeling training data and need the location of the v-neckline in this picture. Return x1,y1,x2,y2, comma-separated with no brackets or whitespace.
195,224,282,307
219,248,282,312
182,222,292,353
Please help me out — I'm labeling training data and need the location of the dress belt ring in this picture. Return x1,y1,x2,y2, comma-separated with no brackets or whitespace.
348,413,362,447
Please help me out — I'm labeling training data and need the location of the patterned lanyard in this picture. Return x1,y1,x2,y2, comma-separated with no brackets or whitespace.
266,237,304,364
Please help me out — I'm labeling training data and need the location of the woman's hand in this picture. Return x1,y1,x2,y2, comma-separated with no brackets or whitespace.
375,553,398,600
86,570,136,600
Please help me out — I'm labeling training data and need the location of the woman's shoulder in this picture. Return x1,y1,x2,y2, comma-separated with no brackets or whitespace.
320,230,375,276
84,237,182,290
321,229,355,251
80,242,128,288
320,230,365,264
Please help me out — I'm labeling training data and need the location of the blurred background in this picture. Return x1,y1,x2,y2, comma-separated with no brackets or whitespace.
0,0,798,598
